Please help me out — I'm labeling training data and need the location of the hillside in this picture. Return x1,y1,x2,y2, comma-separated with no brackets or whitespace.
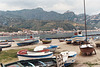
0,8,100,31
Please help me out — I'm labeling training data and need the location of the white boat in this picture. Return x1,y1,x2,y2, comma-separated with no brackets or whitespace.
60,51,77,64
13,37,39,46
17,49,53,60
71,31,86,42
0,42,11,48
66,31,86,44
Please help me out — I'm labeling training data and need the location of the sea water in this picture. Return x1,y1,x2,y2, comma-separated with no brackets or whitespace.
0,31,100,41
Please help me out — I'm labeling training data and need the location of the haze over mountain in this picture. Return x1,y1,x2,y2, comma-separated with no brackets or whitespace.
0,8,100,31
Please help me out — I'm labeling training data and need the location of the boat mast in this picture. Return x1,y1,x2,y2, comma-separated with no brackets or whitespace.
83,0,87,42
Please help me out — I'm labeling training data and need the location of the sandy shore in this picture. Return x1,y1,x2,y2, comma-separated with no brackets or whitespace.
2,39,100,67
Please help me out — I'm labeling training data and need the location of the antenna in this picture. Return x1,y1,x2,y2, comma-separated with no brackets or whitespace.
83,0,87,42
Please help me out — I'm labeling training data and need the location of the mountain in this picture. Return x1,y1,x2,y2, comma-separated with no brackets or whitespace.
0,8,100,31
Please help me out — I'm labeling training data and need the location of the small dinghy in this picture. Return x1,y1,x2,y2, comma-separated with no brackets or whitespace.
41,38,52,44
59,39,65,42
17,49,53,60
0,42,11,48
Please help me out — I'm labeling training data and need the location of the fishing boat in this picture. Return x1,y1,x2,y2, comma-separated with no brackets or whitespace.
72,31,86,45
1,51,77,67
66,31,85,45
13,37,39,46
79,0,96,56
0,42,11,48
17,49,53,60
61,51,77,65
34,45,59,52
1,58,57,67
41,38,52,44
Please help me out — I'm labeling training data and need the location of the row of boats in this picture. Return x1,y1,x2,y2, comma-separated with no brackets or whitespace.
0,30,99,67
0,35,78,67
0,44,77,67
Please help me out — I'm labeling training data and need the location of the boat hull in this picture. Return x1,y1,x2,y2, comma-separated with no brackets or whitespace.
3,58,57,67
17,53,53,60
17,40,39,46
80,45,96,55
17,50,53,60
3,58,75,67
0,43,11,48
42,40,51,44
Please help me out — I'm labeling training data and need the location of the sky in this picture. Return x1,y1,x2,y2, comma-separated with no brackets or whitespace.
0,0,100,15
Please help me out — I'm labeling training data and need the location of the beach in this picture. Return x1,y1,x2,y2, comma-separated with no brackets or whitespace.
2,39,100,67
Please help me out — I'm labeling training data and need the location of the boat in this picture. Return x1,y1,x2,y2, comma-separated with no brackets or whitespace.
13,37,39,46
34,45,59,52
0,42,11,48
41,38,52,44
72,31,86,45
59,39,65,42
60,51,77,65
79,0,96,56
66,31,86,45
1,51,77,67
1,58,57,67
46,45,58,52
17,49,53,60
80,44,96,55
66,39,72,44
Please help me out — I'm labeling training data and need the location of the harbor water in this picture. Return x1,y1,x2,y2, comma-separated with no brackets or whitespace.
0,31,100,41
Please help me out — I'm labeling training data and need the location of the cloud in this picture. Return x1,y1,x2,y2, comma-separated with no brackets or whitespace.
0,0,100,15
